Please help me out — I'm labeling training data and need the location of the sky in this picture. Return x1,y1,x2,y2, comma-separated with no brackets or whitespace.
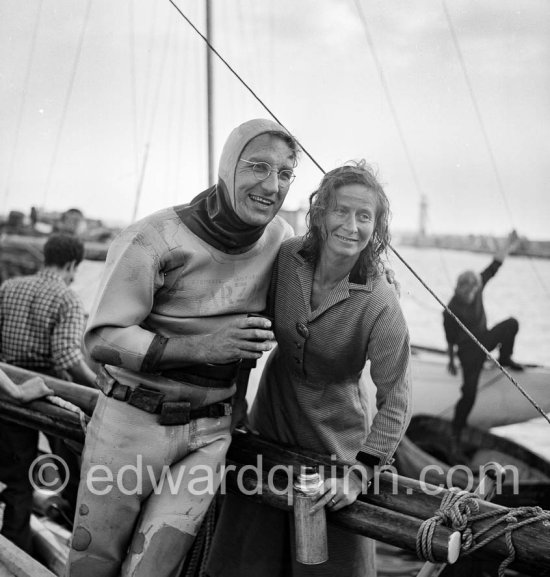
1,0,549,239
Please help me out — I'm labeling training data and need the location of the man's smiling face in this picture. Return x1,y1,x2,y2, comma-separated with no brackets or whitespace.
233,133,295,226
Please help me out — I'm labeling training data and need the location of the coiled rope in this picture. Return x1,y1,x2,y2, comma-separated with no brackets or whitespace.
417,488,480,562
416,488,550,575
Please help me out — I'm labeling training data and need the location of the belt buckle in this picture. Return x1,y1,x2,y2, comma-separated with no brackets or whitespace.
159,401,191,426
112,383,130,402
128,385,165,414
96,366,117,396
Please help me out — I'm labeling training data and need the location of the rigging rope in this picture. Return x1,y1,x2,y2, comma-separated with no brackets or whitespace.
2,0,44,213
168,2,550,427
141,0,160,147
442,0,550,299
462,505,550,576
127,0,140,194
174,19,193,204
131,15,174,222
391,245,550,425
165,27,180,198
167,0,325,175
233,0,254,115
353,0,455,286
41,0,93,208
352,0,424,200
441,0,514,224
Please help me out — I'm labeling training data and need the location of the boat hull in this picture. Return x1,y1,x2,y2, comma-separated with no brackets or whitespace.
377,348,550,428
399,415,550,509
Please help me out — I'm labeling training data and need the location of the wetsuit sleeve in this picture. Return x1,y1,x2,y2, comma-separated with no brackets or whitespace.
84,225,168,372
357,290,412,467
480,258,502,288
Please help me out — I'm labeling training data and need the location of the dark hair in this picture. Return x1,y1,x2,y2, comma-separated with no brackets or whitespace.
301,160,391,278
44,234,85,267
61,208,84,221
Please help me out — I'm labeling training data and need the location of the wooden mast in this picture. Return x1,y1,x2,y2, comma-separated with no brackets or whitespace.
206,0,214,185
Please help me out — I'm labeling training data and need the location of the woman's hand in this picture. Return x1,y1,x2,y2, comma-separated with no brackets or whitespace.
309,471,363,513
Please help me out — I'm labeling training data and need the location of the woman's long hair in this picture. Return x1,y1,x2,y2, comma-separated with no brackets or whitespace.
301,160,391,279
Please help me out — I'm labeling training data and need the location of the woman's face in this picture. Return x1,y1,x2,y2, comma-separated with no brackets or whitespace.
323,184,377,261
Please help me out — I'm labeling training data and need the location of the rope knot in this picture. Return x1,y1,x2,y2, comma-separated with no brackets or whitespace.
416,486,550,574
415,488,480,562
440,488,480,530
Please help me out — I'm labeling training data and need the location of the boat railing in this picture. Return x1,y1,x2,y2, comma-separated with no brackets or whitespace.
1,362,549,575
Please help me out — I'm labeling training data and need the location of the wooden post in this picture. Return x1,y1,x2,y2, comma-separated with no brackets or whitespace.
0,362,98,414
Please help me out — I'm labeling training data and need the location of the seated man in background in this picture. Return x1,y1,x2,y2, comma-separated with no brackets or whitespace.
0,234,96,552
53,208,87,238
444,230,522,455
0,368,53,551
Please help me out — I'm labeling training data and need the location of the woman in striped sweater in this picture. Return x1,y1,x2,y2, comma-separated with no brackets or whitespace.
209,161,412,577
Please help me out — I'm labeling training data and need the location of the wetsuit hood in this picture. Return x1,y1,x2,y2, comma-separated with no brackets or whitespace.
176,118,292,253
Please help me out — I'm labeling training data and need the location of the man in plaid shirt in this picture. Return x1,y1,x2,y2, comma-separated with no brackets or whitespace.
0,234,96,553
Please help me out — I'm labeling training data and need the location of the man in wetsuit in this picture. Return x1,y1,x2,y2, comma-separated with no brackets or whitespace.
66,119,299,577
